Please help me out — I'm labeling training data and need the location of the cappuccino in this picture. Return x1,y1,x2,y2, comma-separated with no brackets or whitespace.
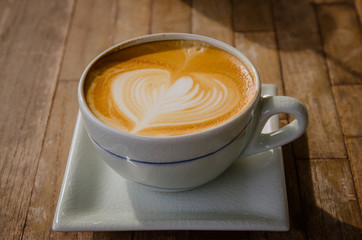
85,40,256,136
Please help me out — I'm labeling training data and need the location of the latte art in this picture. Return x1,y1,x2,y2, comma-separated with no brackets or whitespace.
112,69,234,133
85,40,257,136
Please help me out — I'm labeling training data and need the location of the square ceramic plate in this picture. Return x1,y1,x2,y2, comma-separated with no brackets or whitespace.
53,84,289,231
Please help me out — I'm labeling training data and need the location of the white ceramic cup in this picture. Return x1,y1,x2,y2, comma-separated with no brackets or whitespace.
78,33,308,191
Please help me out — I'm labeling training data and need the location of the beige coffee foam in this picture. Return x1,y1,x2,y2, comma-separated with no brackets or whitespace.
85,40,256,136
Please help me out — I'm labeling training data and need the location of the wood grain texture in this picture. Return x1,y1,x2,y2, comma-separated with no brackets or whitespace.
112,0,151,43
234,32,284,96
232,0,285,119
192,0,233,45
58,0,116,81
312,0,354,3
356,0,362,25
0,0,73,238
59,0,151,82
273,0,346,159
151,0,191,33
1,0,361,238
297,159,362,239
345,137,362,212
231,0,283,92
93,231,133,240
332,85,362,137
317,4,362,85
22,82,93,240
232,0,273,32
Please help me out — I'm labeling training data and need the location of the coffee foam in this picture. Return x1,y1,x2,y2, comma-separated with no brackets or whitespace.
85,40,256,136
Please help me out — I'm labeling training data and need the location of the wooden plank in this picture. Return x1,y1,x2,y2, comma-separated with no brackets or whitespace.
232,0,273,32
22,82,93,239
93,232,133,240
356,0,362,25
332,85,362,137
297,159,362,239
232,1,286,119
59,0,151,82
273,0,346,159
234,32,284,96
232,0,285,118
112,0,151,43
0,0,74,238
345,137,362,212
151,0,191,33
192,0,233,45
58,0,116,81
316,4,362,85
312,0,353,3
250,120,307,239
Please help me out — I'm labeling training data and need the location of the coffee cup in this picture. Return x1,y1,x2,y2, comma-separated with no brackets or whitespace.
78,33,308,191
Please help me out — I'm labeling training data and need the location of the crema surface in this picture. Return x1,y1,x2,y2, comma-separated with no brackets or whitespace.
85,40,256,136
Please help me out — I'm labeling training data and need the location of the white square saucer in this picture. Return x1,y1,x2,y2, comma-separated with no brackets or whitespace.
53,84,289,231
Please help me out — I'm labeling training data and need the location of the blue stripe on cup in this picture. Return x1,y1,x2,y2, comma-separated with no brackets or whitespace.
89,117,251,165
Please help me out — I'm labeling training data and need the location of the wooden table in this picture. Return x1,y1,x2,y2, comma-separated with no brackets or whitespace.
1,0,362,239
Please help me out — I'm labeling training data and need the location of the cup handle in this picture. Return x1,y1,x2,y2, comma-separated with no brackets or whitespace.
240,96,308,158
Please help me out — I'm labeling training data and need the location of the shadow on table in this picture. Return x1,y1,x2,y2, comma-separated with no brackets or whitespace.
184,0,362,83
269,1,362,83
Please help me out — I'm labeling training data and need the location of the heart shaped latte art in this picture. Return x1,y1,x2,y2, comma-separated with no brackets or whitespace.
111,68,237,134
86,40,257,136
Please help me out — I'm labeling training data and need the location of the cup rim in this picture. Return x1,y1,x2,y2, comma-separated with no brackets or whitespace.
78,33,261,140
